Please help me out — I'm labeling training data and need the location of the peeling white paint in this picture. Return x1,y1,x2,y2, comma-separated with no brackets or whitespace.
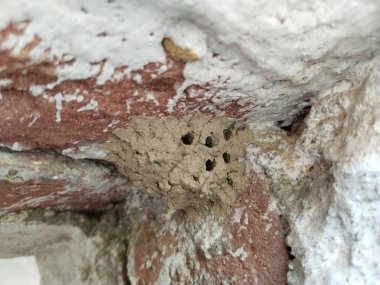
49,91,85,123
125,99,132,114
10,142,23,151
28,112,40,127
103,119,120,133
0,79,12,86
231,246,248,262
0,0,168,84
157,65,168,75
1,0,376,125
232,207,245,224
146,93,159,106
243,213,249,225
53,92,63,123
97,61,114,85
77,98,98,112
29,85,46,97
132,74,142,85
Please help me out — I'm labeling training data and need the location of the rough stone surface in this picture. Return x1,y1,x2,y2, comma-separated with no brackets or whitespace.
0,0,379,284
287,69,380,285
246,71,380,285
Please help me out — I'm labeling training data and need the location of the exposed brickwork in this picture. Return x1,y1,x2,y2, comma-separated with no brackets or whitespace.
128,171,288,285
0,21,289,284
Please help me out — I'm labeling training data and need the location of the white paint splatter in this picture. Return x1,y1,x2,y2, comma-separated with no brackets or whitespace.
50,91,85,123
96,61,114,85
28,112,40,127
231,246,248,262
54,92,63,123
29,85,46,97
77,98,98,112
146,93,159,106
11,142,22,151
244,212,249,225
133,74,142,85
232,207,245,224
0,79,12,86
103,119,120,132
125,99,132,114
157,65,168,75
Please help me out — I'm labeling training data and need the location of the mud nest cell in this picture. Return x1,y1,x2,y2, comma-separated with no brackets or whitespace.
103,116,253,218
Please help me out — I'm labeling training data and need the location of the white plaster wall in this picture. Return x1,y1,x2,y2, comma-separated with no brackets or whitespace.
287,68,380,285
0,0,378,122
